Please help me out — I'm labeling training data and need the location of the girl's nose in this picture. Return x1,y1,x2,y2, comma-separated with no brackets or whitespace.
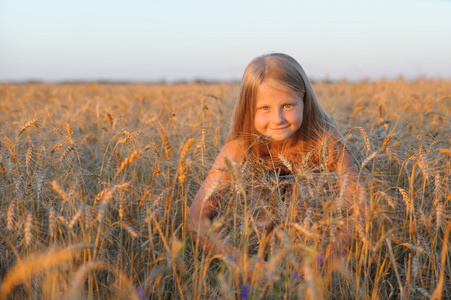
272,109,285,124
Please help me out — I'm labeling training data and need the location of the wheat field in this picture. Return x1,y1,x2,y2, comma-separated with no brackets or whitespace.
0,79,450,299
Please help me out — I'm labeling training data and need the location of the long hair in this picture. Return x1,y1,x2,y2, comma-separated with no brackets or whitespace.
228,53,334,154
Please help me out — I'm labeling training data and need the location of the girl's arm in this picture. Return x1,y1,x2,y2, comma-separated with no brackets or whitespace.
189,140,244,258
327,127,365,207
327,127,367,252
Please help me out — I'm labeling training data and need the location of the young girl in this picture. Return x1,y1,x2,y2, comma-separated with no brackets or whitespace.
189,53,364,265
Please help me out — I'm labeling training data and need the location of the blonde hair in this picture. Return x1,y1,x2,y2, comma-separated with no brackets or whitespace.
228,53,334,153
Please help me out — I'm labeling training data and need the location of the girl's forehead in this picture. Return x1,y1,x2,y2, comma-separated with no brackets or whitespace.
258,80,299,97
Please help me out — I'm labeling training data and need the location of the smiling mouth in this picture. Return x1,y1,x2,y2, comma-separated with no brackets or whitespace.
270,126,289,130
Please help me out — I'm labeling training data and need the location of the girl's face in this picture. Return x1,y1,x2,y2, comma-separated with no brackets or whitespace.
254,82,304,143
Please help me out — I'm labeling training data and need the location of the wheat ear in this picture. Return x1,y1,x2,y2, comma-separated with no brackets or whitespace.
7,200,15,231
160,129,171,159
68,261,135,299
381,133,396,151
107,112,113,129
361,151,378,169
0,245,92,299
51,181,75,211
18,118,38,136
278,153,293,173
24,211,33,246
357,127,371,152
114,150,140,179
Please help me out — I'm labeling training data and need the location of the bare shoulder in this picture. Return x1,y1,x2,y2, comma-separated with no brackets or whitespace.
221,139,244,156
203,139,244,188
325,125,358,174
214,138,245,166
327,125,345,144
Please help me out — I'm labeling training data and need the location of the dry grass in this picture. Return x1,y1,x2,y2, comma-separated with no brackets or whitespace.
0,79,450,299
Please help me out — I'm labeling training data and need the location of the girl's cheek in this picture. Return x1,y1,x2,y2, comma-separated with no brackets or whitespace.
254,114,263,126
291,108,302,120
256,112,268,122
262,115,271,124
285,110,297,120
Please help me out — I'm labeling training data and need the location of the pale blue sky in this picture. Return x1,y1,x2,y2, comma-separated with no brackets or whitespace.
1,0,450,82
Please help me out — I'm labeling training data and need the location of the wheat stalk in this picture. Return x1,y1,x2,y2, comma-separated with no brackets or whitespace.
436,203,443,231
69,204,85,229
60,146,75,162
24,211,33,247
201,177,221,203
0,162,6,180
114,150,140,179
25,145,33,169
381,133,396,151
18,118,38,136
357,126,371,152
160,129,171,159
416,145,429,180
96,184,129,222
397,187,411,214
68,261,134,299
66,123,73,142
50,143,62,155
361,151,378,169
48,206,55,237
151,142,161,158
0,80,450,299
379,191,395,209
437,148,451,156
337,173,349,208
122,130,137,146
411,253,419,283
7,200,15,231
201,126,206,148
115,151,122,166
51,181,75,211
2,136,17,161
0,245,92,299
107,112,113,129
180,138,194,162
224,158,245,195
278,153,293,173
45,107,55,126
113,221,138,238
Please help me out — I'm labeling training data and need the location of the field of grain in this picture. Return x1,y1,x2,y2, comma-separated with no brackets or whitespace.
0,80,450,299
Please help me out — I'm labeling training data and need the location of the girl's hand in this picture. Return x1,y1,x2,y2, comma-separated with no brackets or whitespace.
330,221,355,255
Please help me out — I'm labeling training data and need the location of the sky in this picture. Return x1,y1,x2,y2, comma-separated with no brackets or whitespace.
1,0,450,82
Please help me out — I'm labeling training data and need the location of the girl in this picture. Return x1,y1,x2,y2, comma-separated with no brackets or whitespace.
189,53,364,265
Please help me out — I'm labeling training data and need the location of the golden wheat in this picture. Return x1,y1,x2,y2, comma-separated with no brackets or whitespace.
0,80,449,299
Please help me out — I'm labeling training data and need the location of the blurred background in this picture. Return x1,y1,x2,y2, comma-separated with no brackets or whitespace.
1,0,450,82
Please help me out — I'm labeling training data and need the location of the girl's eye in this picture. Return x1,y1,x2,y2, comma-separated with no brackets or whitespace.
261,106,269,111
284,104,292,109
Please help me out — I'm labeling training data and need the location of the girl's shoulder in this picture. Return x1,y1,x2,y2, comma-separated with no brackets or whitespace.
216,138,246,165
326,123,344,141
299,123,344,155
223,137,245,151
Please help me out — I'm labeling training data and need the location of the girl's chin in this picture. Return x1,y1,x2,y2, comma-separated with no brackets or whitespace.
266,135,295,144
256,132,296,144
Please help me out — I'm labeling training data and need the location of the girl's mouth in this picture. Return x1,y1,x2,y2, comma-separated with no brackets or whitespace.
270,126,289,130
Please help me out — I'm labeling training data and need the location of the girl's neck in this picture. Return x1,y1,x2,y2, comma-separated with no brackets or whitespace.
251,135,315,158
267,137,298,153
